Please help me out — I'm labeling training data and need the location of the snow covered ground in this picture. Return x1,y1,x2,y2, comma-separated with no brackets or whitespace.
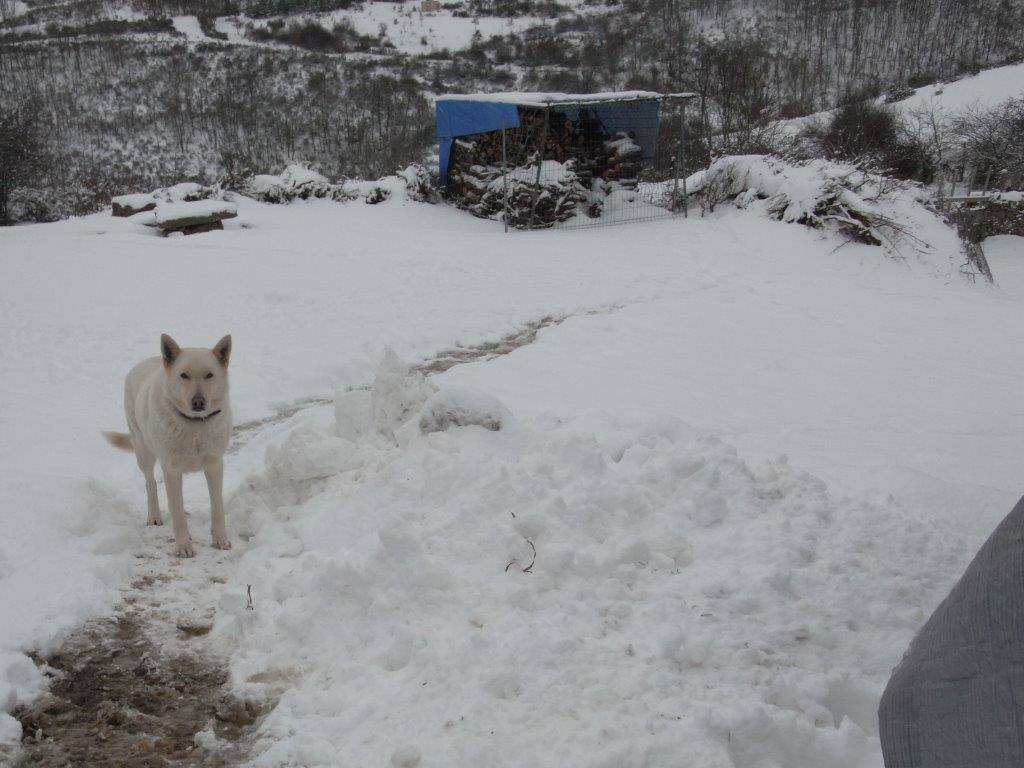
239,4,550,55
2,183,1023,764
780,60,1024,136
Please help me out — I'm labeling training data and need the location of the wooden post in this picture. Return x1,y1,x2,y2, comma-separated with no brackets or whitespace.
529,107,550,231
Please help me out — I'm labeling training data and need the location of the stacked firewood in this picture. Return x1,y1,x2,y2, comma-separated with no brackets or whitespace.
446,106,645,228
469,161,589,228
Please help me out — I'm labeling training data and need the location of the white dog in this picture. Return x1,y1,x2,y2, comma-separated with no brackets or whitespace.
104,334,233,557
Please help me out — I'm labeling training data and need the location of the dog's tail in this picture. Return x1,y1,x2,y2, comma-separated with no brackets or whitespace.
102,431,134,452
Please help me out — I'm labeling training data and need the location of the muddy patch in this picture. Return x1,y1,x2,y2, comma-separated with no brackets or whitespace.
13,614,262,768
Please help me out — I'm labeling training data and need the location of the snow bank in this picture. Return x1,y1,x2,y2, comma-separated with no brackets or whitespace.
214,354,964,768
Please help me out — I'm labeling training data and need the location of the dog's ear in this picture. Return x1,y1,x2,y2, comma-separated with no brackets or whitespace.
161,334,181,368
213,334,232,368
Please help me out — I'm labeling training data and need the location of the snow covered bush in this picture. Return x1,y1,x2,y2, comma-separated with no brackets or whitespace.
398,163,437,203
151,181,214,203
364,185,390,205
245,164,356,204
688,155,920,249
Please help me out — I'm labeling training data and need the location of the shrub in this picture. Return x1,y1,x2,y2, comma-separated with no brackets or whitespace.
884,83,916,104
883,137,935,183
0,100,47,224
822,100,899,162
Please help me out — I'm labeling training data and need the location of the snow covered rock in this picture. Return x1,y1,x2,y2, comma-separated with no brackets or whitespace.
151,200,237,229
419,386,510,433
111,193,157,217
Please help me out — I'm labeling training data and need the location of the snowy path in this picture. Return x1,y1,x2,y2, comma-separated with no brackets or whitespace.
6,313,579,765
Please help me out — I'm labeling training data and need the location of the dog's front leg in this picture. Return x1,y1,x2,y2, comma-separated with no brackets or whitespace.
205,457,231,550
162,465,194,557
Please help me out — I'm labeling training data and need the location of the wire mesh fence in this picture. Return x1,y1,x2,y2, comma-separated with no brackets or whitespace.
443,95,694,230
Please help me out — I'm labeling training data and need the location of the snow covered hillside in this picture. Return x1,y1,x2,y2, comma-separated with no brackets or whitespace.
780,60,1024,137
2,187,1024,764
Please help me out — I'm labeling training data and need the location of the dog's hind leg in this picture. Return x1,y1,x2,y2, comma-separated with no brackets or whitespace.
135,445,162,526
205,457,231,550
162,465,194,558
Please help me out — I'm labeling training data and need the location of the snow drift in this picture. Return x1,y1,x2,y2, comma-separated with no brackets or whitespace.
213,354,965,768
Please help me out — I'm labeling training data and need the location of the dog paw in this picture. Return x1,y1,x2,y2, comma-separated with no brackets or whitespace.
212,536,232,551
175,540,195,558
147,514,164,526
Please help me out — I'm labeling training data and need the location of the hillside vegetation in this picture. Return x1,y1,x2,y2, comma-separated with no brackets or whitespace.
1,0,1022,219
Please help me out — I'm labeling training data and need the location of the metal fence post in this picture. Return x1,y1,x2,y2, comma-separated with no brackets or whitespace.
529,107,550,231
501,123,509,233
672,114,680,213
680,100,688,217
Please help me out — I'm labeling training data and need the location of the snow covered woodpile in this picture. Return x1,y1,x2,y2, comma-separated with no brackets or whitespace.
948,193,1024,240
437,92,680,228
685,155,926,249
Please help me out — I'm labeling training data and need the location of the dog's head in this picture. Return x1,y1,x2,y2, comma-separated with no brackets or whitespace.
159,333,232,417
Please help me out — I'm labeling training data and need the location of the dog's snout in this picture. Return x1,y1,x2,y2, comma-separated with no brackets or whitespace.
191,394,206,412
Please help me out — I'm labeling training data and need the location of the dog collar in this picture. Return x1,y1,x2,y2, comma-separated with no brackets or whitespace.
176,408,222,422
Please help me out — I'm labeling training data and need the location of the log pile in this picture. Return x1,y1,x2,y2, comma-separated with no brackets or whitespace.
470,161,590,228
445,106,646,228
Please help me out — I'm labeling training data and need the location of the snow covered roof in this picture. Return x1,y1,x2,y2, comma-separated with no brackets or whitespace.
437,90,695,107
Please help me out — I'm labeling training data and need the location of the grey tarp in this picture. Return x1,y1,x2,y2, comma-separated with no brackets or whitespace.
878,494,1024,767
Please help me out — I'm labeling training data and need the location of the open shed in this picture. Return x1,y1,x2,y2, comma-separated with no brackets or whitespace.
435,91,695,229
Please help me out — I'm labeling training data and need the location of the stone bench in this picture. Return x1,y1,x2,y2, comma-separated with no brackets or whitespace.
141,200,238,236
